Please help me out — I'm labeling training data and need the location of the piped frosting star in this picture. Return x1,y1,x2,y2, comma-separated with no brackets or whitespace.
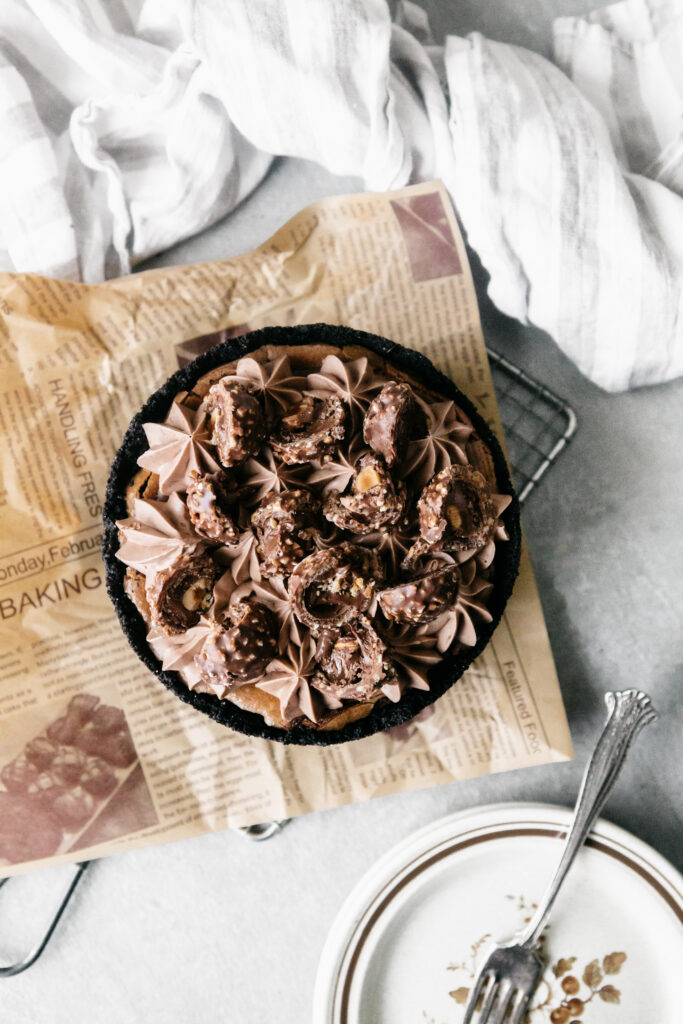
216,531,262,584
303,435,368,496
116,494,200,576
230,356,307,421
379,623,441,703
256,638,343,723
420,558,494,649
356,515,415,578
400,399,473,488
453,492,512,569
137,400,222,494
147,617,215,692
236,450,308,505
307,355,381,426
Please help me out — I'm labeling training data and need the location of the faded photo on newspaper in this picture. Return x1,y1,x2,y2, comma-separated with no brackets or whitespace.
0,181,572,877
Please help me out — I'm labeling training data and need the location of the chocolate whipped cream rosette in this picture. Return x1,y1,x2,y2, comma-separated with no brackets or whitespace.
103,324,520,745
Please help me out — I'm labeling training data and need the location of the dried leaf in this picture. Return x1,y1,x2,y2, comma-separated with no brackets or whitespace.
552,957,576,978
599,984,621,1004
603,951,627,974
549,1009,571,1023
449,987,469,1004
583,958,603,988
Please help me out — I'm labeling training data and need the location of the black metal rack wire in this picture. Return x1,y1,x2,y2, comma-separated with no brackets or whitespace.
487,347,577,502
0,350,576,977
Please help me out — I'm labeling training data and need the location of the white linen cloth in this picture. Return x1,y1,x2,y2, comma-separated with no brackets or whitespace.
1,0,682,392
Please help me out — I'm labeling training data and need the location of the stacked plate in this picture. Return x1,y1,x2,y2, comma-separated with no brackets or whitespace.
314,803,683,1024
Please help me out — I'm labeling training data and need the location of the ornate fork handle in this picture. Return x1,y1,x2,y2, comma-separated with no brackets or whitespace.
518,689,657,949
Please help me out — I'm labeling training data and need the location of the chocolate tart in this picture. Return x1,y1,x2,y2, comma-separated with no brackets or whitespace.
103,324,521,745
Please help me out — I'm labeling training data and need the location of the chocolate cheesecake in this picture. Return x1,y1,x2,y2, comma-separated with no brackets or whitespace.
103,324,520,745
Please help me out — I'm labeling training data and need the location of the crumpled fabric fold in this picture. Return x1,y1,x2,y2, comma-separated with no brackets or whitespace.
0,0,681,391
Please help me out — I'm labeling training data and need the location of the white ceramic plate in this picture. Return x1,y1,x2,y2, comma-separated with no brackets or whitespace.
313,803,683,1024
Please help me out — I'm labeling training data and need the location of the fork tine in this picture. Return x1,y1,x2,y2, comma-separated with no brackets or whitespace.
489,981,514,1024
475,974,499,1024
462,971,495,1024
508,988,532,1024
461,973,485,1024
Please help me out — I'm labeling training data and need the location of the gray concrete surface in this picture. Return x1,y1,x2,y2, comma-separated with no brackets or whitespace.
2,3,681,1022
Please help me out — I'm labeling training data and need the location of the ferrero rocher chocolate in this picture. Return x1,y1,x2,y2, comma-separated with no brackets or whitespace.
363,381,427,467
378,563,460,624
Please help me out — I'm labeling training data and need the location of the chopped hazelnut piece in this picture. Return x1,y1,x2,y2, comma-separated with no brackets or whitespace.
354,466,381,492
446,505,463,529
324,453,406,534
181,577,214,612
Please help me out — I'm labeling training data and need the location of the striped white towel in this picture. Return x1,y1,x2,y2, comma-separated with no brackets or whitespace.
0,0,681,392
446,3,683,391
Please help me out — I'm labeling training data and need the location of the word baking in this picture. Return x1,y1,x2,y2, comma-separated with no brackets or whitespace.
0,566,103,620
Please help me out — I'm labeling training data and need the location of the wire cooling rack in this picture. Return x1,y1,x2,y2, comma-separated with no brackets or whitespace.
488,347,577,502
0,348,577,977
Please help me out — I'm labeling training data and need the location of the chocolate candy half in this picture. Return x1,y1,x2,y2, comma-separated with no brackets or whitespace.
363,381,426,467
187,471,240,543
67,693,100,725
404,465,495,567
46,714,79,746
206,379,266,466
124,567,152,625
251,489,319,577
24,737,58,772
31,771,67,812
288,543,383,632
81,757,118,798
314,615,386,700
1,755,39,795
379,564,460,624
465,434,497,488
99,730,137,769
90,705,127,735
323,453,406,534
51,747,86,786
52,788,95,830
75,723,137,768
147,551,220,634
197,599,278,687
270,394,346,465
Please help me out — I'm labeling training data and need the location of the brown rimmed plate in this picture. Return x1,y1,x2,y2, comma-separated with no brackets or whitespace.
313,802,683,1023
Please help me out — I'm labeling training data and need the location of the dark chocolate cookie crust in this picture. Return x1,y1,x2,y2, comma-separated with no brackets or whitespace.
103,323,521,746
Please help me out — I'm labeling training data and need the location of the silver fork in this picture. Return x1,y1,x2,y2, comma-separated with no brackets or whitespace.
462,688,657,1024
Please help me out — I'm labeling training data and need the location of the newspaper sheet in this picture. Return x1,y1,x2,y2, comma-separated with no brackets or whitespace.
0,180,572,876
